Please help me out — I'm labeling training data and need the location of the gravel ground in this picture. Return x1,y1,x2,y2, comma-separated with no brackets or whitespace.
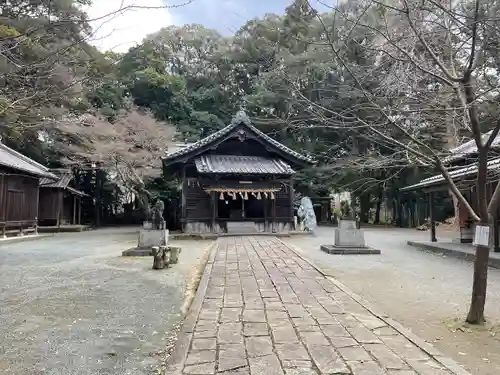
0,228,212,375
286,227,500,375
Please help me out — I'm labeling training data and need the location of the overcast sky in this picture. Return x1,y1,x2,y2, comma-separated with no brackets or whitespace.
85,0,332,53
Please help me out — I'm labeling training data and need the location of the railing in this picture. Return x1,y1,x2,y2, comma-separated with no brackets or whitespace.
0,219,38,237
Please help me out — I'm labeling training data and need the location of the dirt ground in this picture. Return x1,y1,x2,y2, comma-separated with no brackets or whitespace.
286,226,500,375
0,228,212,375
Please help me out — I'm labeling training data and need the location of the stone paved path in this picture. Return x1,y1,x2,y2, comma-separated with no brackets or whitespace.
174,237,467,375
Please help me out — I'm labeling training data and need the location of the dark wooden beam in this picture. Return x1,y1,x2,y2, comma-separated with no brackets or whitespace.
289,177,294,224
1,175,7,228
494,217,499,252
72,195,76,225
181,165,187,232
429,192,437,242
57,191,63,229
34,175,40,233
264,193,268,231
396,195,403,227
78,197,81,225
211,191,216,232
272,195,276,233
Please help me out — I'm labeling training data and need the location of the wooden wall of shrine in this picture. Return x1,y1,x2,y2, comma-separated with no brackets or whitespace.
181,172,294,234
0,168,40,236
185,178,211,222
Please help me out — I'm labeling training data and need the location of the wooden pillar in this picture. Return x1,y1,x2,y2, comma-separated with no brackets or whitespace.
34,177,40,234
289,177,294,230
72,195,77,225
396,195,402,227
1,175,5,224
181,166,187,232
494,190,500,252
241,195,245,218
57,191,63,229
263,192,268,231
494,216,499,252
429,192,437,242
211,192,216,232
78,198,82,225
272,193,276,233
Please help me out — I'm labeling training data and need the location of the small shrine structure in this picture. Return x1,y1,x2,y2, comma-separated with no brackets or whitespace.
402,130,500,250
38,169,87,227
162,111,314,234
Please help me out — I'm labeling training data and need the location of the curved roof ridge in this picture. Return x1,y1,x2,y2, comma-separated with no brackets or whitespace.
163,111,314,164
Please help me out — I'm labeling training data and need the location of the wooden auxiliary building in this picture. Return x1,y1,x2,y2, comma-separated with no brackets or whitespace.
0,141,57,237
162,111,314,234
38,169,87,227
402,130,500,250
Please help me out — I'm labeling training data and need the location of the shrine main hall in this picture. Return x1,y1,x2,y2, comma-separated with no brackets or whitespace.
162,111,314,234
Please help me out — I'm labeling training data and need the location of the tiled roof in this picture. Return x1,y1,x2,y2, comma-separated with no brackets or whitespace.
66,186,87,197
401,158,500,191
40,169,88,196
0,143,56,178
40,171,72,188
195,155,295,175
163,111,314,164
444,130,500,163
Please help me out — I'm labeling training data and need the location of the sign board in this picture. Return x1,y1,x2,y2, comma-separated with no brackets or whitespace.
473,225,490,247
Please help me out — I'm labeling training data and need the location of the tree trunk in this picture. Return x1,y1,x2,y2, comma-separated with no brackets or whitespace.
467,243,489,324
450,191,460,229
466,149,490,324
446,104,460,228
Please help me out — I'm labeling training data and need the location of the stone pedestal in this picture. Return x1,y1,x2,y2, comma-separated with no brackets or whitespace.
137,221,168,250
334,219,366,247
320,219,381,255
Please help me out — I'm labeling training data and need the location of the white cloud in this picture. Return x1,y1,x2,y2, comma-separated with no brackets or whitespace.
83,0,172,52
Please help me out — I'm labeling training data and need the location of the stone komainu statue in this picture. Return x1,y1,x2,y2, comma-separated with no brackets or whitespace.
151,200,165,229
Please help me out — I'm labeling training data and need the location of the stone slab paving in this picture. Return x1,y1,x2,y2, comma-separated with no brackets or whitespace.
169,236,470,375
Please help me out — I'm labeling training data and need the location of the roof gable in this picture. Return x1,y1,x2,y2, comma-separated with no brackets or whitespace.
445,130,500,164
163,111,314,168
0,142,56,179
40,169,73,188
402,157,500,191
40,169,88,196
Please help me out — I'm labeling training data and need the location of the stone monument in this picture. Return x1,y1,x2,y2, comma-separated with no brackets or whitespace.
321,200,380,254
297,196,317,232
